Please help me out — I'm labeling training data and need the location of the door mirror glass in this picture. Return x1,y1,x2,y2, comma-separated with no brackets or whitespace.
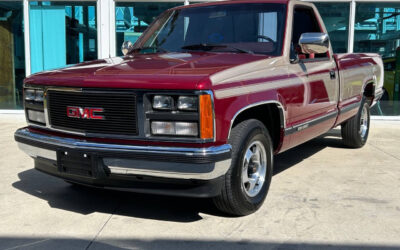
121,41,134,55
299,32,329,54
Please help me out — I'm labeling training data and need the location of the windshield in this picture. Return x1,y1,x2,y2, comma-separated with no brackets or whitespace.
134,3,287,55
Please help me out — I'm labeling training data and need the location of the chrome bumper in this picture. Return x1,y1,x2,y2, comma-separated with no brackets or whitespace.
15,128,232,181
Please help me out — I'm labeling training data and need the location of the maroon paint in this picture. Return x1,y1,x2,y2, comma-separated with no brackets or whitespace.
23,1,382,154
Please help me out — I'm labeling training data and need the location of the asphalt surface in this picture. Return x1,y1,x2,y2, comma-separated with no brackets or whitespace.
1,114,400,250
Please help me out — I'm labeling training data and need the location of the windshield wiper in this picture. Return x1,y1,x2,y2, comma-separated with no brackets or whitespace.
131,46,169,54
181,43,253,54
181,43,226,50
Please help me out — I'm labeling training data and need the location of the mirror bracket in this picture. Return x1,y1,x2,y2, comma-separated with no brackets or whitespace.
121,41,134,56
290,42,299,64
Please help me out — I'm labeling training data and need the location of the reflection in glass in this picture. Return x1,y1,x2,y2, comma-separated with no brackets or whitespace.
354,3,400,115
29,1,97,74
0,1,25,109
137,3,287,56
314,3,350,53
115,2,182,57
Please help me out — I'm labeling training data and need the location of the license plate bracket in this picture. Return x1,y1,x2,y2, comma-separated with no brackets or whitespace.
57,149,98,178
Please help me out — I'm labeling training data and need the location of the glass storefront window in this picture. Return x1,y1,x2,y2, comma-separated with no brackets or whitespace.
29,1,97,74
314,2,350,53
354,3,400,115
115,2,182,56
0,1,25,109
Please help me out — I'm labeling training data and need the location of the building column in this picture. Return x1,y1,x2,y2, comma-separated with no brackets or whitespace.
109,0,116,57
23,0,31,76
348,0,356,53
97,0,115,59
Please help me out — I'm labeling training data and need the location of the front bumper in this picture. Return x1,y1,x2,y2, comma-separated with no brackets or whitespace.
14,128,232,197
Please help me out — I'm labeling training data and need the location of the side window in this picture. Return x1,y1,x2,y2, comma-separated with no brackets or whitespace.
292,7,327,59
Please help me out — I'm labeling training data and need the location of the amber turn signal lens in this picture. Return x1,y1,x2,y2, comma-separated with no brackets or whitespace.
199,94,214,139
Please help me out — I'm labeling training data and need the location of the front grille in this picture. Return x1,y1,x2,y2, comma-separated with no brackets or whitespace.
48,90,138,135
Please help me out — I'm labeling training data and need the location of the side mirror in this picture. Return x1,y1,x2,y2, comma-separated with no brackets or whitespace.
299,32,329,55
121,41,134,56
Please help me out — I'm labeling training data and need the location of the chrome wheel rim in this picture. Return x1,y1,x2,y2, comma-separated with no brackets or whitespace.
359,105,369,138
241,141,267,197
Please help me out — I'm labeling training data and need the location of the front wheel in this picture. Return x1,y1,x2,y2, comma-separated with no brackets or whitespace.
213,119,273,216
341,98,370,148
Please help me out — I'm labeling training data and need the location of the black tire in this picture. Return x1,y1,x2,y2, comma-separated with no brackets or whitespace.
213,119,273,216
341,97,370,148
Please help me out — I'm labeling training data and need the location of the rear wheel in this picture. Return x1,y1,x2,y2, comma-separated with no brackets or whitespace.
213,119,273,216
341,98,370,148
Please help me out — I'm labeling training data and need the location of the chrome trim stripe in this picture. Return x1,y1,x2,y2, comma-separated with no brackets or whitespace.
15,128,231,156
372,90,384,107
17,143,57,161
285,110,338,135
106,159,231,180
228,100,286,139
26,87,85,135
340,101,361,114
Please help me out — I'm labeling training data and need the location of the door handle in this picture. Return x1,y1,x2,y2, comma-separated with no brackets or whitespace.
329,70,336,80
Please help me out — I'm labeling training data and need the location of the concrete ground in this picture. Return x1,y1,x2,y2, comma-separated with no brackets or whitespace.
1,114,400,250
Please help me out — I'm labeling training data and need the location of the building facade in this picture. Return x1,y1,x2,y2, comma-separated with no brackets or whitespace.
0,0,399,115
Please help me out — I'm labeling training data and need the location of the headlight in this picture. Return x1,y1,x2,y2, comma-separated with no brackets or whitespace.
151,121,198,136
24,89,35,101
177,96,198,111
147,92,214,140
35,90,44,102
153,95,174,110
24,88,44,102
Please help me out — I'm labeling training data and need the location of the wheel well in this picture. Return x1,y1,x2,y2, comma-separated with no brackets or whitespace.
231,104,282,151
363,82,375,105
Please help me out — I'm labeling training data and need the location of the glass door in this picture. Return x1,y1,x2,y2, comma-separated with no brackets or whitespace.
0,1,25,109
29,1,97,74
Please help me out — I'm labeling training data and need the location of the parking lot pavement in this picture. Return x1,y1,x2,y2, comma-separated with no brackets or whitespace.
1,114,400,250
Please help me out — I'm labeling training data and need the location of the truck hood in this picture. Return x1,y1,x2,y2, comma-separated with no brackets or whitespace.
25,52,271,90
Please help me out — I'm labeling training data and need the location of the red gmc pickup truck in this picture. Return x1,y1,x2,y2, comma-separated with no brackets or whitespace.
15,0,384,215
